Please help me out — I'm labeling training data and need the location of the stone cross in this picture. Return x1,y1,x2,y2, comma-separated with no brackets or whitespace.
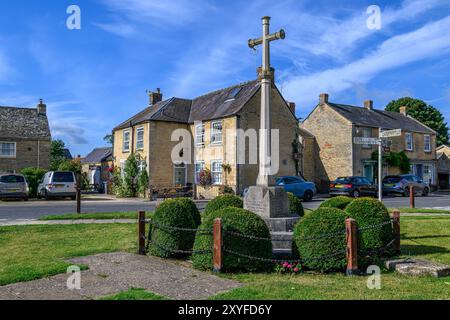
248,16,285,187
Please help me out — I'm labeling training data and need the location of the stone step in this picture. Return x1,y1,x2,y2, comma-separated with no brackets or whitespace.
264,215,300,232
271,232,294,250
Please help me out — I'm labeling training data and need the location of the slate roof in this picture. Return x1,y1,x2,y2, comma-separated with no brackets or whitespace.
327,103,435,134
82,147,113,164
113,80,260,131
0,106,51,139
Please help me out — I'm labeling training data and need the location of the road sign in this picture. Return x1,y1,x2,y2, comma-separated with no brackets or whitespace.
380,129,402,138
354,137,380,145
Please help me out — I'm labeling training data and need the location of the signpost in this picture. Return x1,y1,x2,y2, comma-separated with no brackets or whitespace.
354,128,402,201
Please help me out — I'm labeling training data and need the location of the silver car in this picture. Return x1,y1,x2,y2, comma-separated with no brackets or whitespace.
0,174,29,201
38,171,77,200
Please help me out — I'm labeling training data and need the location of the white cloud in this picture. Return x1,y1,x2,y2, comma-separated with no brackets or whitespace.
282,15,450,108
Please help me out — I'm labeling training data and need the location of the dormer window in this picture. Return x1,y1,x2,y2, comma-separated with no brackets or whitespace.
224,87,242,103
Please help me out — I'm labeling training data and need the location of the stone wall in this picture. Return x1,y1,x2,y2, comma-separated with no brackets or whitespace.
0,138,51,173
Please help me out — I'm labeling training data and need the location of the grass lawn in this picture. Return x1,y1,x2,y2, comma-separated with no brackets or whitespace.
0,224,136,286
389,208,450,214
38,212,143,220
211,216,450,300
98,288,168,300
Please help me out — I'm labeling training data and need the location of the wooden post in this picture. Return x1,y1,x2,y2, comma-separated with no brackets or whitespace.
138,211,146,255
392,210,401,254
76,172,81,214
345,218,359,276
409,185,415,208
213,218,223,273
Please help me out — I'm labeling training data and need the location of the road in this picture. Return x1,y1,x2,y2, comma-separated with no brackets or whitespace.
1,193,449,224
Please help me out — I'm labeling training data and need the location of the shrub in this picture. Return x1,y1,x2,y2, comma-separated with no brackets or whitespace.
20,167,47,198
138,169,149,197
319,196,354,210
204,194,243,216
345,198,394,258
287,192,304,217
192,207,272,272
293,208,347,272
173,197,201,227
148,199,196,259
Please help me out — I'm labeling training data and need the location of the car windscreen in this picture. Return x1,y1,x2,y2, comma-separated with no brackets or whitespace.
0,175,25,183
335,177,352,184
383,176,401,183
52,172,74,183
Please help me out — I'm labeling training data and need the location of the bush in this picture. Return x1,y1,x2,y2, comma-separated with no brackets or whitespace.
20,167,47,198
345,198,394,257
148,199,196,259
293,208,347,272
173,197,201,227
319,196,354,210
192,207,272,272
204,194,243,216
287,192,304,217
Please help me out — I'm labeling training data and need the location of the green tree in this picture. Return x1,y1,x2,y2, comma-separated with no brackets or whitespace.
138,169,149,197
20,167,47,198
104,134,114,146
58,158,82,174
385,97,449,146
123,154,139,197
50,139,67,170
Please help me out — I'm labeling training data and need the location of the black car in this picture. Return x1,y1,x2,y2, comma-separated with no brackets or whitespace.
330,176,377,198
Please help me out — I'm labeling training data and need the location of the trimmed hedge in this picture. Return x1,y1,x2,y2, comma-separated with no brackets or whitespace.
287,192,304,217
192,207,272,272
345,198,394,257
293,208,347,272
204,194,243,216
319,196,354,210
148,199,196,259
173,197,201,227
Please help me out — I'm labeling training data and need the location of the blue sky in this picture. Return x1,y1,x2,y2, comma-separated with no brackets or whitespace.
1,0,450,156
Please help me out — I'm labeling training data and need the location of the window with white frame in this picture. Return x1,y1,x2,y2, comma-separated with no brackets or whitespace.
195,161,205,183
0,142,16,158
138,159,147,173
123,130,131,152
136,127,144,150
405,133,413,151
424,135,431,152
211,120,223,144
211,160,223,185
195,123,205,147
362,127,372,149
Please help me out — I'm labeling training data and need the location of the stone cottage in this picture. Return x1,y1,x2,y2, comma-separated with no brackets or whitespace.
112,73,302,198
301,94,437,192
0,100,51,173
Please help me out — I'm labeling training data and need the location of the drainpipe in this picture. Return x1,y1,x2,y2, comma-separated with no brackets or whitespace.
37,139,40,169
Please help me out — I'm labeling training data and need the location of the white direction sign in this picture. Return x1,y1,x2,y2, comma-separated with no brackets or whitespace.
354,137,380,145
380,129,402,138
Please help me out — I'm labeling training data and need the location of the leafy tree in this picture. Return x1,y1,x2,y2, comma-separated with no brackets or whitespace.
138,169,149,197
123,154,139,197
385,97,449,146
21,167,47,198
58,158,82,174
104,134,114,146
50,139,67,170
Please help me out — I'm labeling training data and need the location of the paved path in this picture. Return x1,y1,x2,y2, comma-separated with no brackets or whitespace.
0,252,242,300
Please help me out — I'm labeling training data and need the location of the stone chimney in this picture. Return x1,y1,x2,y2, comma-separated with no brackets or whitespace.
288,102,296,114
37,99,47,115
400,106,407,116
319,93,329,104
364,100,373,110
257,67,275,83
148,88,163,106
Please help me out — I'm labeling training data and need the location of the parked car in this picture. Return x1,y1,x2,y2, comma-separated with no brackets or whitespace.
38,171,77,200
275,176,317,201
382,174,429,197
329,176,377,198
0,174,29,201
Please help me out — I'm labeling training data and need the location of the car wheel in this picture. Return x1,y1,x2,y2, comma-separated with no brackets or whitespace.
23,197,29,201
303,190,313,202
422,187,429,197
351,189,361,198
70,196,76,201
44,191,50,201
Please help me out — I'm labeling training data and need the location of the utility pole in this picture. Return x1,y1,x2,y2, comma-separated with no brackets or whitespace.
378,128,383,201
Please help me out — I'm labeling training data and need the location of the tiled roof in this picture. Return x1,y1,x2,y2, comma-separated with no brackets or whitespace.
113,80,260,130
82,147,113,164
0,106,51,139
327,103,435,134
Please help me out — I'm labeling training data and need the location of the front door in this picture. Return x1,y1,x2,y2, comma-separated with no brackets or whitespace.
415,164,423,181
174,163,186,186
363,164,374,183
